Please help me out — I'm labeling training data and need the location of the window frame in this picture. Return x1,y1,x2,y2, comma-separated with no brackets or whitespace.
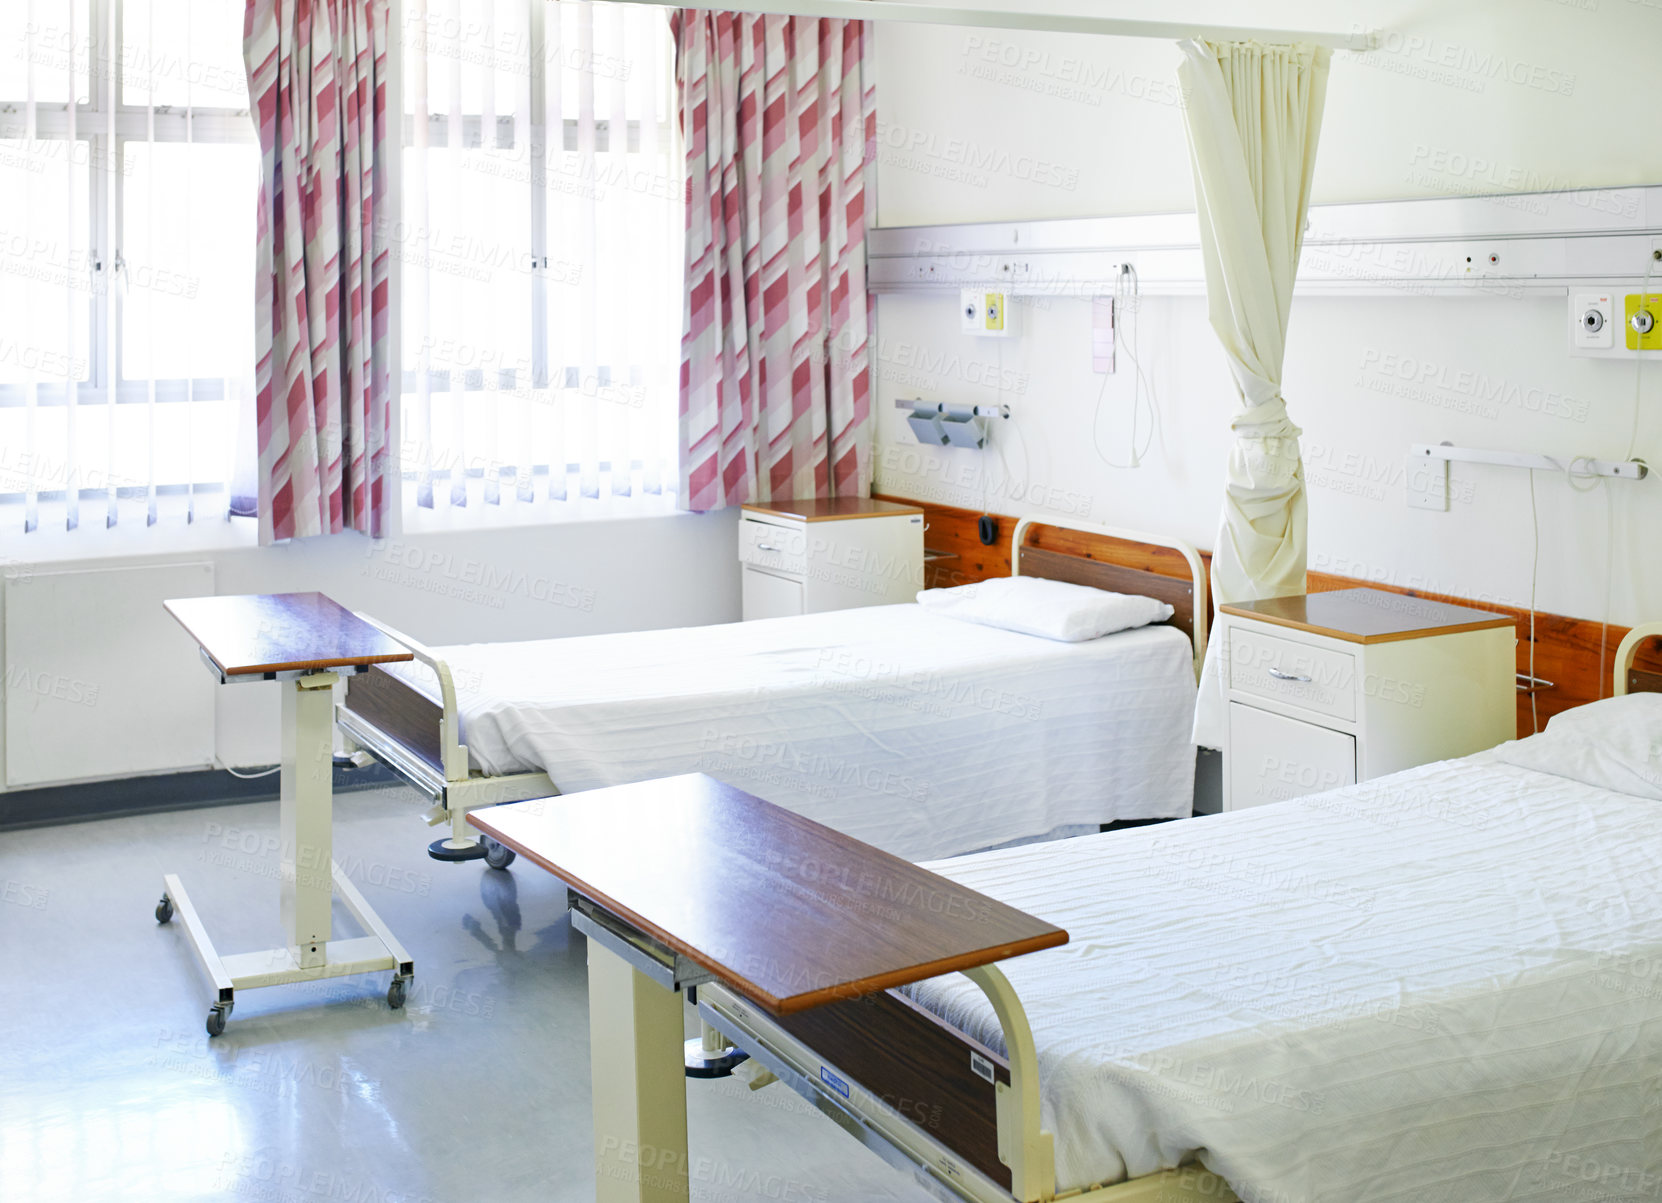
396,0,682,507
0,0,258,417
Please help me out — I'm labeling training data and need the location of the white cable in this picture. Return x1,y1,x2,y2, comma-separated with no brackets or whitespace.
1596,475,1616,699
218,761,281,780
1625,250,1655,462
1598,248,1657,695
1123,267,1161,463
1092,266,1158,469
1120,267,1139,466
1560,455,1602,493
984,337,1032,506
979,348,1004,513
1527,469,1540,735
1536,242,1653,696
982,345,992,516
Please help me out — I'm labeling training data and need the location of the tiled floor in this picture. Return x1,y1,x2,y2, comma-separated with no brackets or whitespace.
0,783,937,1203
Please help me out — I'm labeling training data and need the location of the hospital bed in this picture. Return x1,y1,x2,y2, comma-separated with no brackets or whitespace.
476,619,1662,1203
335,516,1207,865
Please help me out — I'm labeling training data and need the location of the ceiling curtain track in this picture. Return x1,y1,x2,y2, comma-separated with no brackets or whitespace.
1176,39,1331,750
625,0,1373,50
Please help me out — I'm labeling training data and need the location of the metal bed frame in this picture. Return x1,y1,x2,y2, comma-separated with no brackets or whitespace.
335,515,1209,865
684,624,1662,1203
334,612,557,866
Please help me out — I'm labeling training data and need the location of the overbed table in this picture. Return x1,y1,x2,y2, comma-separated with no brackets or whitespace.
471,773,1068,1203
158,592,416,1035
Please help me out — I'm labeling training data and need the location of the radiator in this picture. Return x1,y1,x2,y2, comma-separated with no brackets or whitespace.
3,562,215,788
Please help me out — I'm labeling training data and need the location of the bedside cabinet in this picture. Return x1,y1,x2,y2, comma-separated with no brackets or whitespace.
1218,588,1515,811
739,498,924,620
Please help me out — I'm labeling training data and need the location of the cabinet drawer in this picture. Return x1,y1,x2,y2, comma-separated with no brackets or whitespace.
738,518,807,577
1227,703,1356,810
1227,623,1356,721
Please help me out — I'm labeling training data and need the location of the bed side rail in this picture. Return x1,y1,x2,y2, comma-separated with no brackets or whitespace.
960,965,1054,1202
700,967,1055,1203
337,691,448,804
702,972,1242,1203
769,985,1014,1191
699,984,1021,1203
1010,515,1208,680
348,611,470,783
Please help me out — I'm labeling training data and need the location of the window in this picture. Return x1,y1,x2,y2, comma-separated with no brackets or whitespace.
0,0,257,533
1,0,682,537
401,0,683,521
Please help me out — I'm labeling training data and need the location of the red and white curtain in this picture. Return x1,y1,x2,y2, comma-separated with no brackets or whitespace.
244,0,393,543
673,12,875,510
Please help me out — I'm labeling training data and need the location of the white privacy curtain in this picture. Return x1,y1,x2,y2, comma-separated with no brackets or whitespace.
1178,39,1330,748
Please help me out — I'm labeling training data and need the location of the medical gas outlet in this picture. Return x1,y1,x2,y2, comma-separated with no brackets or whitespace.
1570,289,1662,357
1626,293,1662,352
960,288,1014,338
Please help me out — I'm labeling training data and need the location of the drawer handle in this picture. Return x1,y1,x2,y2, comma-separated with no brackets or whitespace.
755,543,782,553
1267,667,1313,683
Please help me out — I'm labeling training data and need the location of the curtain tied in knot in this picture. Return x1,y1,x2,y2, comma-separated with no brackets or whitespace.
1230,393,1303,493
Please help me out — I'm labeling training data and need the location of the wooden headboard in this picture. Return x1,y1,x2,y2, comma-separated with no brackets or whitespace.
1010,515,1208,677
1616,622,1662,696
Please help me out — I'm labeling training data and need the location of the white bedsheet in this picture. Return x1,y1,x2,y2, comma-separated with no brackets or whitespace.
387,605,1196,860
909,751,1662,1201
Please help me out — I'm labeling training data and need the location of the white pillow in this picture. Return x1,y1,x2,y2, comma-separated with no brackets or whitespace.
1490,692,1662,800
916,576,1173,643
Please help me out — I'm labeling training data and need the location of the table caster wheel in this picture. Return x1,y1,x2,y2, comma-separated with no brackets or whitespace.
387,977,408,1010
483,836,516,871
684,1035,749,1078
155,895,174,924
427,837,487,862
206,1006,229,1037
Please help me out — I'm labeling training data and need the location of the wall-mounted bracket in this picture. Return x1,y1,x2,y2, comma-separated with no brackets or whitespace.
1409,442,1648,481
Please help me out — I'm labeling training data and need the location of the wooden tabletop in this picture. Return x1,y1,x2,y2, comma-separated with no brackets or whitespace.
1220,588,1513,644
742,497,923,523
164,592,414,676
470,774,1067,1015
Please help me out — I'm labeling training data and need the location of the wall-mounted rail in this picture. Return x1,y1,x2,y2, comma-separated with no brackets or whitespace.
1409,442,1648,481
870,187,1662,298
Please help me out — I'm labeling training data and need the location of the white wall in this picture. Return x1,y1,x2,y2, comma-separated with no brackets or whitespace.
876,0,1662,223
1,511,738,783
871,1,1662,628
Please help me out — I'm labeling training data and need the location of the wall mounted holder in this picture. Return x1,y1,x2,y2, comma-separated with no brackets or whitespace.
896,399,1011,450
1409,442,1648,481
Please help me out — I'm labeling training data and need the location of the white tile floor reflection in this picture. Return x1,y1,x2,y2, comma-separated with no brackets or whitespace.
0,783,937,1203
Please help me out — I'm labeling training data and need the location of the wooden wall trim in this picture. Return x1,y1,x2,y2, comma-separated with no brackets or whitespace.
879,494,1662,739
